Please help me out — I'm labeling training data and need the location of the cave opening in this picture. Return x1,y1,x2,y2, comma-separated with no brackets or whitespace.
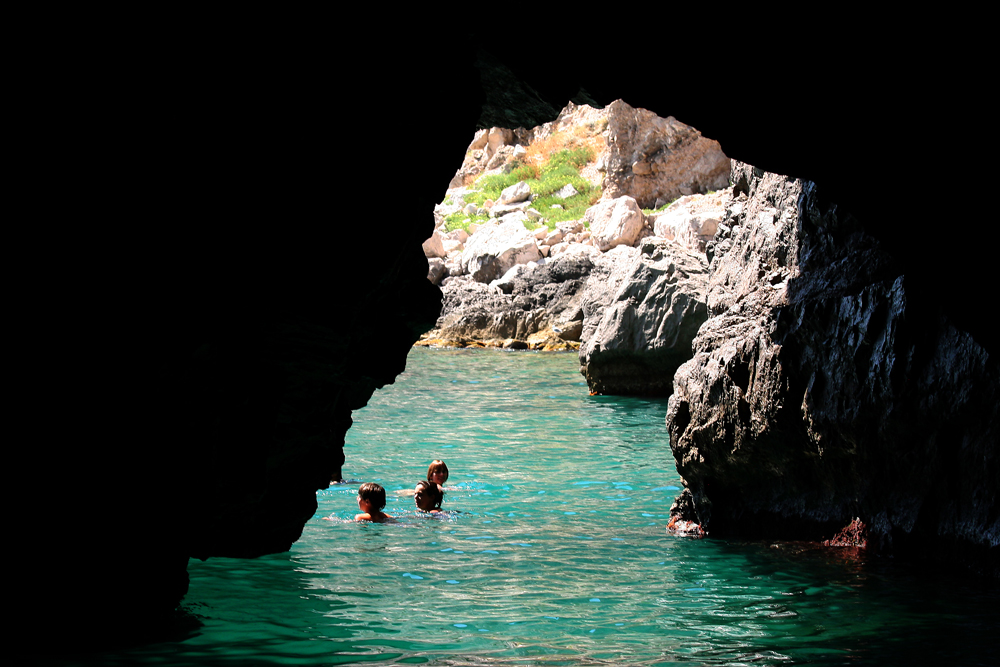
19,31,998,666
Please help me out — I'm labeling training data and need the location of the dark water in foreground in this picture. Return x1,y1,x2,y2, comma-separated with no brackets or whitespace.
51,348,997,665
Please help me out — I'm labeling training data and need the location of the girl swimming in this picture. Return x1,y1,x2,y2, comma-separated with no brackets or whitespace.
414,479,444,514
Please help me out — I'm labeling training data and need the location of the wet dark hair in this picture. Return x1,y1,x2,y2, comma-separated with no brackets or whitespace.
358,482,386,511
427,460,449,483
415,480,443,511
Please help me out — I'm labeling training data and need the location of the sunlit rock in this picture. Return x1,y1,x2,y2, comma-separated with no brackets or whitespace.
603,99,730,208
584,195,646,252
651,190,729,252
461,217,543,283
580,239,709,395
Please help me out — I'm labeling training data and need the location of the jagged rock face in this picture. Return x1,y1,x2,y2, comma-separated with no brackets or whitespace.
433,253,595,344
603,99,730,209
667,163,999,575
580,239,709,396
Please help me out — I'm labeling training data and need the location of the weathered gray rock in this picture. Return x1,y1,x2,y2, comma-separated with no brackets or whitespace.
490,200,532,217
442,238,464,254
557,220,584,235
448,124,534,189
461,217,543,283
666,162,999,575
432,252,596,345
580,238,709,395
446,228,470,243
487,144,518,171
583,196,646,252
553,183,579,199
651,190,729,252
603,99,730,209
489,263,530,294
542,229,564,246
498,180,531,205
427,257,447,285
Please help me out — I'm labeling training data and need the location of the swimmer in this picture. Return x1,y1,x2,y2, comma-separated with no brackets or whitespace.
427,459,449,492
355,482,395,523
394,459,451,496
414,480,444,515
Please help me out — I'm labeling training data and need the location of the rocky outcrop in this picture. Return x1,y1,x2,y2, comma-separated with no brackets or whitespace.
580,238,710,395
667,162,999,576
426,251,597,349
428,101,724,357
603,99,730,209
460,215,543,283
583,195,646,252
650,190,728,252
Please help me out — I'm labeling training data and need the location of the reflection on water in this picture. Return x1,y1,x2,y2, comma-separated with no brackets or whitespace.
48,348,999,666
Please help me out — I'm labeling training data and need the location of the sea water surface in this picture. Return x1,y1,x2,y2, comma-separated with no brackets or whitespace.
69,348,996,665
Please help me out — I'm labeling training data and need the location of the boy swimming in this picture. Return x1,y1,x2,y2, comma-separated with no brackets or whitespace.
355,482,394,523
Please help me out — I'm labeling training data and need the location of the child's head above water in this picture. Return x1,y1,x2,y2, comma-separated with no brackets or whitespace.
427,460,449,486
357,482,387,512
414,480,443,512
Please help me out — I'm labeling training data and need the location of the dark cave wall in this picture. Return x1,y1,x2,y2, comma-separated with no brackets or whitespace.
15,25,997,650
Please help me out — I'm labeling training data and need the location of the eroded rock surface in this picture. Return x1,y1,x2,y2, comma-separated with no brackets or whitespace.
666,162,999,575
461,216,544,283
428,101,724,359
580,239,709,395
429,252,597,349
651,190,728,252
603,99,730,209
584,195,646,252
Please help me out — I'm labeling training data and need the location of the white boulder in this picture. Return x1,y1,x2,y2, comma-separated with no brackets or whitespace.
498,180,532,205
461,217,543,283
583,196,646,252
651,190,729,251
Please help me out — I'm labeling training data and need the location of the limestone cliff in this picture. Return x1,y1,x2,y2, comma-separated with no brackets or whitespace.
667,163,999,576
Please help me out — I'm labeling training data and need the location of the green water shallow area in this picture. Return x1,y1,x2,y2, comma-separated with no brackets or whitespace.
52,348,998,666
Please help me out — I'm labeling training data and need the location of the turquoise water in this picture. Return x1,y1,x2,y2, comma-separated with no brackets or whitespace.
60,348,997,665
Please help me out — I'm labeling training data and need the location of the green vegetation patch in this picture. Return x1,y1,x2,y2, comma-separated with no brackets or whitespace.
444,148,601,232
443,210,490,233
